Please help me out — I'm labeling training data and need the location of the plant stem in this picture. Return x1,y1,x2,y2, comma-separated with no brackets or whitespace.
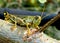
39,12,60,32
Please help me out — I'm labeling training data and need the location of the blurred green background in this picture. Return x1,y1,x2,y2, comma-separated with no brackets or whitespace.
0,0,60,40
0,0,60,12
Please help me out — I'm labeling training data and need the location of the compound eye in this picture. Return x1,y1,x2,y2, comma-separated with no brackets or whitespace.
4,12,7,16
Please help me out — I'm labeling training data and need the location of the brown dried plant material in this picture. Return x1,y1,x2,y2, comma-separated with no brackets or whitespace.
10,25,17,32
39,12,60,32
0,19,60,43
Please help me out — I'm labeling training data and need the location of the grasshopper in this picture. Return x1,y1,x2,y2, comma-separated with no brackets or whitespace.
4,12,41,36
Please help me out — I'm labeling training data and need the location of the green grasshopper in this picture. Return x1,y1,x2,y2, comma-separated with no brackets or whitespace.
4,12,41,35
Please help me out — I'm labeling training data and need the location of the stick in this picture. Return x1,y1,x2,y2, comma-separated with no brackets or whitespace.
39,12,60,32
